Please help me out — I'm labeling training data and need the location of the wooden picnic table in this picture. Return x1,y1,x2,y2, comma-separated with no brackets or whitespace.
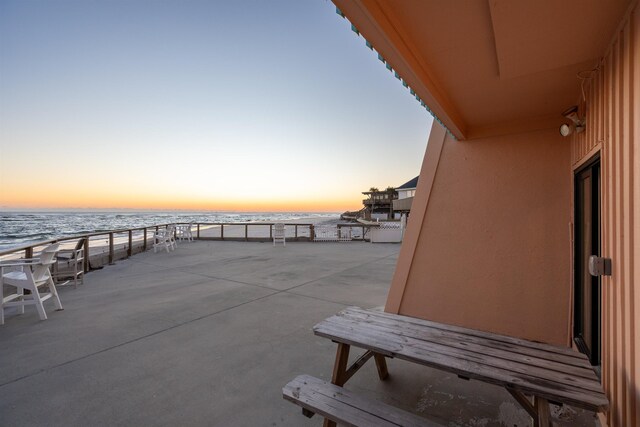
313,306,608,427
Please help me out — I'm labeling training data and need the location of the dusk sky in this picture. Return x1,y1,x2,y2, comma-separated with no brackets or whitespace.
0,0,432,212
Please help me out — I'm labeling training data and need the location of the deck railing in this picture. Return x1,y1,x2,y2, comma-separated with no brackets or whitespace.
0,222,372,274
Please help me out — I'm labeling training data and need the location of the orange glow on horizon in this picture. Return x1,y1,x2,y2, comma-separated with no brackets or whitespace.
0,142,386,214
0,188,358,212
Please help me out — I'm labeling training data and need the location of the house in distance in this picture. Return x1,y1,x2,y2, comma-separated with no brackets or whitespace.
393,176,418,219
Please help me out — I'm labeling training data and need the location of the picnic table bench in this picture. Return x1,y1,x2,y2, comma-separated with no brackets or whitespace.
284,306,608,427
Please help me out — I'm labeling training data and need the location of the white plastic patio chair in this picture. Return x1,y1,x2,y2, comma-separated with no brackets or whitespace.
272,223,286,246
153,224,176,253
176,222,194,242
1,243,63,325
54,237,86,288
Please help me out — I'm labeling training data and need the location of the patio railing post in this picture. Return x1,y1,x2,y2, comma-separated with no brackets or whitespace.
83,238,90,272
221,224,224,240
197,223,200,239
108,232,114,264
310,225,315,241
127,230,133,257
143,228,147,251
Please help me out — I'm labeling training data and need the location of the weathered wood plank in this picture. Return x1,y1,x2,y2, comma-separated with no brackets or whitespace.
318,320,579,398
321,315,602,392
314,309,608,411
339,309,592,371
343,307,587,359
335,307,598,382
283,375,442,427
338,312,596,384
316,321,606,410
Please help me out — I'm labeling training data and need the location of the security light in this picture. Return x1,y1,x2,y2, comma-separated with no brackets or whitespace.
560,123,572,136
560,106,585,137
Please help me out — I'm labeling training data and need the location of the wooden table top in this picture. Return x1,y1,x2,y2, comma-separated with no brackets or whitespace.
314,307,608,412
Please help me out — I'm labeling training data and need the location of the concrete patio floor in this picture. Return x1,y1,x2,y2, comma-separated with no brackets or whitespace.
0,241,598,426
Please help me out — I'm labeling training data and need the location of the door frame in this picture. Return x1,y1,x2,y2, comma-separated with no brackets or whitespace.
573,154,601,366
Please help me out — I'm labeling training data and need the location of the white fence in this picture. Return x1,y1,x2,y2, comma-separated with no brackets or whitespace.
313,226,352,242
369,220,404,243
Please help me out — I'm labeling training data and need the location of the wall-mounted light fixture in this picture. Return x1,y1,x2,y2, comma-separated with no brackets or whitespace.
559,105,585,137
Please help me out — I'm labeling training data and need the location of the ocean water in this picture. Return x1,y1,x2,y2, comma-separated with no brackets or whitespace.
0,211,338,250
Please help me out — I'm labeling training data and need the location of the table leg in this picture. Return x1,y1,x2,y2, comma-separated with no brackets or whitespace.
506,388,537,420
323,343,350,427
534,396,552,427
373,353,389,380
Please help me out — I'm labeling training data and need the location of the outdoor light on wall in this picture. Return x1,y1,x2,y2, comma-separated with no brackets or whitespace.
559,105,586,137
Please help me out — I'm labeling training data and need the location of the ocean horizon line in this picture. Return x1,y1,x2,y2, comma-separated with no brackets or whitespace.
0,208,343,214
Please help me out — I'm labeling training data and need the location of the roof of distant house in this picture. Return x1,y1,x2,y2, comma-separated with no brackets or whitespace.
397,176,418,190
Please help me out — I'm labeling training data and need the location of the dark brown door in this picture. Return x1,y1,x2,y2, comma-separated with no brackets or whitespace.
574,157,601,366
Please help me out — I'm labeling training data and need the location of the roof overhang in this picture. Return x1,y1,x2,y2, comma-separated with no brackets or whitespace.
333,0,634,140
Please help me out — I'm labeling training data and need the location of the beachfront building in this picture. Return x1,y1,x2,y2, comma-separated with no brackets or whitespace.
392,176,418,218
361,187,397,220
334,1,639,426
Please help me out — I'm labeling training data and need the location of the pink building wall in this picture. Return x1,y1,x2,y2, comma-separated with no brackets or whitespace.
570,6,639,426
387,5,639,425
386,125,572,346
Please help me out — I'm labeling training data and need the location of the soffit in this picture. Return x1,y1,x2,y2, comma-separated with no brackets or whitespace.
334,0,632,140
490,0,630,79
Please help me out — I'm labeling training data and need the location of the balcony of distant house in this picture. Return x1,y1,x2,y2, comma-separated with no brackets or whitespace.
392,176,418,214
392,196,413,212
361,192,397,206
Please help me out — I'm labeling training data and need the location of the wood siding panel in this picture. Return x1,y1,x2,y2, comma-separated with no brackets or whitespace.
570,6,638,426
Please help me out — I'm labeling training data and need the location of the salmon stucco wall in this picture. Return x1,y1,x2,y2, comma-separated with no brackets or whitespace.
386,126,572,346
